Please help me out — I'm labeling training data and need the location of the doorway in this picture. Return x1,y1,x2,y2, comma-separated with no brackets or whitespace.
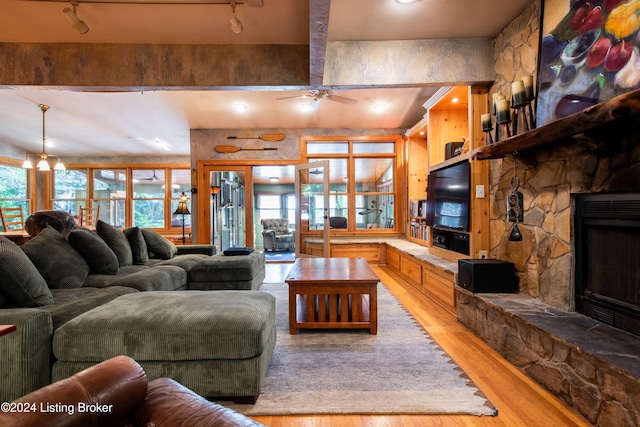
253,165,296,262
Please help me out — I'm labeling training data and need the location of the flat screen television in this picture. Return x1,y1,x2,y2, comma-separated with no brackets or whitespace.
425,161,471,232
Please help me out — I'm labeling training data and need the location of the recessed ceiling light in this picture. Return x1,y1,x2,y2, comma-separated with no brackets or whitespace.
372,102,388,112
451,97,459,103
234,102,248,112
395,0,418,3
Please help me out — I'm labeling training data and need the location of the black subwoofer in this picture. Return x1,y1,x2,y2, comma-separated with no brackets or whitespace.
457,259,518,293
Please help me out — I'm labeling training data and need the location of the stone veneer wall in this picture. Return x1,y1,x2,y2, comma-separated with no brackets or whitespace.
488,0,640,311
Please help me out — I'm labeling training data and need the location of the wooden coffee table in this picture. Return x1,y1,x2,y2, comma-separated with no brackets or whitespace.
285,257,379,334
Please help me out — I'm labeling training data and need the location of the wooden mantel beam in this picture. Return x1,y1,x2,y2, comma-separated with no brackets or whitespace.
472,89,640,160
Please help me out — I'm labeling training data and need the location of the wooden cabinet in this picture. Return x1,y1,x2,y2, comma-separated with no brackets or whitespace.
406,85,490,263
386,245,400,270
400,254,422,285
422,262,455,312
386,246,456,315
305,241,386,264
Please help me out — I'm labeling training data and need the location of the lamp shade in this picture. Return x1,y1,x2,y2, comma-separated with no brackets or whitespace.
174,200,190,216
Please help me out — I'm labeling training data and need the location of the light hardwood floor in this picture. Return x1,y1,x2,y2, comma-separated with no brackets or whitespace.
253,263,592,427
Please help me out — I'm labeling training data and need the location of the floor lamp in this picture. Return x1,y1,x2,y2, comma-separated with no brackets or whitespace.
174,192,191,245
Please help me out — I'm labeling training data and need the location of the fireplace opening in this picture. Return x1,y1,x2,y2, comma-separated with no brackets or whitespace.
574,193,640,337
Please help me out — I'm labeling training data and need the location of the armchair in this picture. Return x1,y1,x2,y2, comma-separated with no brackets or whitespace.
0,355,265,427
261,218,294,252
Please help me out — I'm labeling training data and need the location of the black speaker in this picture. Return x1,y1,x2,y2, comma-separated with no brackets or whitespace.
457,259,518,293
445,141,464,160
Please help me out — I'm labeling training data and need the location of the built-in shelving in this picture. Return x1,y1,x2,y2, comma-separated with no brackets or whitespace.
472,89,640,160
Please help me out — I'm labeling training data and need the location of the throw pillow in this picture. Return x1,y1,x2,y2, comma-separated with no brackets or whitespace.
68,227,119,274
96,220,133,266
140,229,178,260
21,227,91,289
0,235,54,307
123,227,150,265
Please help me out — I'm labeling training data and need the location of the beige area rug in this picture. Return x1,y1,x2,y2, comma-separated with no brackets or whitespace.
226,282,498,416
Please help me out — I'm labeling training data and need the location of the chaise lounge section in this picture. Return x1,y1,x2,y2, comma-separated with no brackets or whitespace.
53,290,276,403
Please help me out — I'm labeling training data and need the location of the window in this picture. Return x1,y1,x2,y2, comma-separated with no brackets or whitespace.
305,137,399,232
133,169,165,228
94,169,127,228
256,193,295,226
0,164,29,229
257,194,281,221
52,169,88,214
51,166,190,230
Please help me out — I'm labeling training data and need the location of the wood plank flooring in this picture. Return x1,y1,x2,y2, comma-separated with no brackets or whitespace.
253,263,592,427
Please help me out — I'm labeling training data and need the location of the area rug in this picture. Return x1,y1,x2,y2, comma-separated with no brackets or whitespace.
227,282,498,416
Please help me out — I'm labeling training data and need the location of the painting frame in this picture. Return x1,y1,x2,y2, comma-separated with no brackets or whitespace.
536,0,640,128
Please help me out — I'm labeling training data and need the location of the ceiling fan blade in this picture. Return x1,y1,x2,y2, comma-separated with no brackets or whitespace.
275,94,312,101
327,94,358,105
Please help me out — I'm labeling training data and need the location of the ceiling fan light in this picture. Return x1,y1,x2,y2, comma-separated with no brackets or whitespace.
22,158,34,169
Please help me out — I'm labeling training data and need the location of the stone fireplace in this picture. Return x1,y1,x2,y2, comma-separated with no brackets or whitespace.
574,192,640,337
459,116,640,427
460,1,640,425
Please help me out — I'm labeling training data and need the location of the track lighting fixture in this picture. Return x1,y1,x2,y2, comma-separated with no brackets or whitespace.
63,0,89,35
229,1,243,35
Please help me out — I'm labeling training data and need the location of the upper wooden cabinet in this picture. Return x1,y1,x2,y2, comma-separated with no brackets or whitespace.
426,86,470,168
406,85,490,262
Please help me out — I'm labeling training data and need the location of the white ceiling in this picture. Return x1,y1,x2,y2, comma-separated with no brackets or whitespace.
0,0,531,157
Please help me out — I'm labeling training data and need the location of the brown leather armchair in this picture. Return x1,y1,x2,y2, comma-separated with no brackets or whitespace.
0,355,264,427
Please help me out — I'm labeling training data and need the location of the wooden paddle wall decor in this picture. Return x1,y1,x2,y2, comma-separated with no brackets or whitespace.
227,133,285,142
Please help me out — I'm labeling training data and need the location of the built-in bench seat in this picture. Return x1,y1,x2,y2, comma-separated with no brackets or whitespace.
303,237,458,312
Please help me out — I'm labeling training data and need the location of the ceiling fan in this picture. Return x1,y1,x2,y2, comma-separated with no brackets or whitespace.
142,170,161,181
276,89,358,110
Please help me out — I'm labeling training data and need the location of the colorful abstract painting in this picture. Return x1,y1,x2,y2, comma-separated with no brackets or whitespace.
537,0,640,127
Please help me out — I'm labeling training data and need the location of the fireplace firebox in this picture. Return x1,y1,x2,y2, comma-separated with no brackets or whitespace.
574,193,640,337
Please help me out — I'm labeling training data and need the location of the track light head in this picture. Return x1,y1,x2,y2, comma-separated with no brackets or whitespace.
229,2,243,35
63,1,89,35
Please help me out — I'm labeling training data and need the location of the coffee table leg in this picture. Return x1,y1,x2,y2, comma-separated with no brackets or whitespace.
370,284,378,335
289,286,297,334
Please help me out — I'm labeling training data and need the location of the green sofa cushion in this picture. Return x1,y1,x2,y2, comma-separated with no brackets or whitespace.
0,235,54,307
189,252,265,282
106,266,187,292
123,227,149,265
96,220,133,266
68,227,119,275
22,227,90,290
53,290,276,362
140,229,177,260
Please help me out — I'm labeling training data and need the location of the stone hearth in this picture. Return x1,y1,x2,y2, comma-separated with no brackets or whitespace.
457,288,640,427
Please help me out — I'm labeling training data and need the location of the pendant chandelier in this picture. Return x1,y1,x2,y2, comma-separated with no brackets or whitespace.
22,104,65,171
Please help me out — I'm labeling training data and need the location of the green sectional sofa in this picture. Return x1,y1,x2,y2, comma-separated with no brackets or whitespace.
0,220,270,402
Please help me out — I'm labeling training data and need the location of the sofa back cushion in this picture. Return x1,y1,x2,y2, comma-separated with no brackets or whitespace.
140,229,177,260
96,220,133,266
22,227,90,289
0,235,54,307
123,227,150,265
68,227,119,275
